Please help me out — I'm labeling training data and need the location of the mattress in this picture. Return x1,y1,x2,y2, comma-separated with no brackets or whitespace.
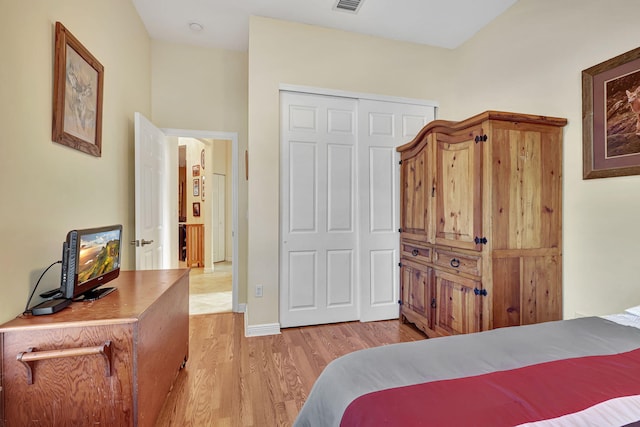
294,315,640,426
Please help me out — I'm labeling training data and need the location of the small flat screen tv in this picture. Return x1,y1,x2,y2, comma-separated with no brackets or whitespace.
60,224,123,301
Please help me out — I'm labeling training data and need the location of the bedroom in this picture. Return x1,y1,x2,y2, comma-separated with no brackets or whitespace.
2,0,640,424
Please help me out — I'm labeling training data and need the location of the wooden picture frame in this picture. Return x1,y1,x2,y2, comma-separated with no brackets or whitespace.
52,22,104,157
193,178,200,197
192,165,200,177
583,46,640,179
193,202,200,217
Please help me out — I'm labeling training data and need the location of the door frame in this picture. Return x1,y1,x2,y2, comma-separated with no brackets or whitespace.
163,128,240,313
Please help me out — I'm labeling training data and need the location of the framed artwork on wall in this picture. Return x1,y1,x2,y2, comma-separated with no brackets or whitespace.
193,202,200,217
193,178,200,196
51,22,104,157
201,149,205,169
192,165,200,177
583,46,640,179
201,175,205,201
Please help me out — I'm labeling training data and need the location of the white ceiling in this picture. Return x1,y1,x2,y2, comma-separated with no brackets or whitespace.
132,0,518,52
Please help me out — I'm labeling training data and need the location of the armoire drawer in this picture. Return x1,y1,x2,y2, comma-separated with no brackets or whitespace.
401,241,432,264
433,249,481,276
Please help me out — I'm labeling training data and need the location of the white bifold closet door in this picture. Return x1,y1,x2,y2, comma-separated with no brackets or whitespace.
280,91,434,328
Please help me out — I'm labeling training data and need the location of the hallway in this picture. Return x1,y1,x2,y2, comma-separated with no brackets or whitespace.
188,261,232,315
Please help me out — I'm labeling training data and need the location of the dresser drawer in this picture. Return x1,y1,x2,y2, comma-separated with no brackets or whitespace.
401,241,432,264
433,249,481,276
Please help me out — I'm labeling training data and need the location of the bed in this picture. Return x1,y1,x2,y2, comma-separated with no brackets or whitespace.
294,312,640,427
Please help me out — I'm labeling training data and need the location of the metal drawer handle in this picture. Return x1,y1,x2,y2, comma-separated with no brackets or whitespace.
412,249,419,256
450,258,461,268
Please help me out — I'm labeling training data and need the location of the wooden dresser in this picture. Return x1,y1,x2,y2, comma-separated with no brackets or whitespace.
0,269,190,427
397,111,567,337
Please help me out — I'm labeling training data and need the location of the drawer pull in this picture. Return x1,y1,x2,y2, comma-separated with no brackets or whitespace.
412,249,419,256
450,258,461,268
17,341,112,385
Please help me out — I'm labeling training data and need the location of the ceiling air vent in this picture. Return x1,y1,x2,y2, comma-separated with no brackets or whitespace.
334,0,365,14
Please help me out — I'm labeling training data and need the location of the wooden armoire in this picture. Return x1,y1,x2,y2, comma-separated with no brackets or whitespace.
397,111,567,337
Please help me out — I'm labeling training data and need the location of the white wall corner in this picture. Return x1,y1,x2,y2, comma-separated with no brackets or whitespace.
244,305,281,337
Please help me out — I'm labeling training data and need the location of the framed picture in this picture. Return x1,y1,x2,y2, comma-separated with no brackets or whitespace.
192,165,200,177
583,46,640,179
193,178,200,196
201,175,205,201
52,22,104,157
201,149,205,169
193,202,200,217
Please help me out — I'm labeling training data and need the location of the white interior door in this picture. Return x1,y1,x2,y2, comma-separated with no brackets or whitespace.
280,92,358,327
358,100,435,321
134,112,177,270
211,173,226,263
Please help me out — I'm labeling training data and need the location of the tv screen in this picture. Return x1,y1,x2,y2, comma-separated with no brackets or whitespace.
60,224,123,301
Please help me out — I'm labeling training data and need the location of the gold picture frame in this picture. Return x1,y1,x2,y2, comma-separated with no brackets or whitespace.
583,46,640,179
52,22,104,157
193,178,200,197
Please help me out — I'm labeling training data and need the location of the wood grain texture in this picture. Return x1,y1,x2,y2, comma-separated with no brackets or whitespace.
155,313,426,427
2,324,136,426
434,129,483,251
434,270,481,336
397,111,565,337
186,224,204,267
400,149,430,241
137,272,190,426
0,270,190,427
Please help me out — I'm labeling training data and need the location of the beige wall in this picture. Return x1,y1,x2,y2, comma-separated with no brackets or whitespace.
5,0,639,328
440,0,640,318
0,0,150,322
247,5,640,328
151,40,248,304
246,16,452,326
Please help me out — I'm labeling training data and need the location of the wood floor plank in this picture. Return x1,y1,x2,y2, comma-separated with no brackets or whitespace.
155,313,425,426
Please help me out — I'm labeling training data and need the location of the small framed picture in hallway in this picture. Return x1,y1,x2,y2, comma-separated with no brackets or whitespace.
193,178,200,196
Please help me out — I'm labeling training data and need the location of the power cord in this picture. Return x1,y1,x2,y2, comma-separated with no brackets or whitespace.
23,260,62,315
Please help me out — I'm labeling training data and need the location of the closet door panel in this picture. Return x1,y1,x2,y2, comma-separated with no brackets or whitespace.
281,92,358,327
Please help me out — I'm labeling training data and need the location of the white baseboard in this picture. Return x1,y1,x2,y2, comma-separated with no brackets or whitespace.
236,303,246,313
244,305,281,337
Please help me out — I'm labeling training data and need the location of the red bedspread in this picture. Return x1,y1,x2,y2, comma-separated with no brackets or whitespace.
341,347,640,426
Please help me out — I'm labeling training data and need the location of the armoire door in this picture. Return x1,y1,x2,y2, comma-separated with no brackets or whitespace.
400,138,433,243
434,129,484,251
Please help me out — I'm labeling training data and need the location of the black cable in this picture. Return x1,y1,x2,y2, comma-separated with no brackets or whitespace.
23,260,62,315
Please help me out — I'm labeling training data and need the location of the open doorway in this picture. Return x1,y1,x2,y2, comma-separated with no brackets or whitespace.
164,128,240,315
177,137,234,314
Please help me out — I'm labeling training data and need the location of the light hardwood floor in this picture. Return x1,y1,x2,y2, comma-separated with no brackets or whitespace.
155,313,426,426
